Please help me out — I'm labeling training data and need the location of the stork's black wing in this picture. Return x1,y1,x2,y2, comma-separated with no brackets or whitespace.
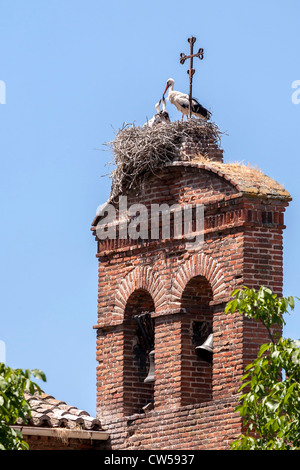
191,98,211,119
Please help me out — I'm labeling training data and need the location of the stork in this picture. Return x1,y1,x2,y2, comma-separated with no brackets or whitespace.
144,97,170,127
163,78,211,121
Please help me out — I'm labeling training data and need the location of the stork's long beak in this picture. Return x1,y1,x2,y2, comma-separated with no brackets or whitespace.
163,83,169,96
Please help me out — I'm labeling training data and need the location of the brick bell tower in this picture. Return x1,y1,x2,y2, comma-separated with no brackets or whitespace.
91,121,291,450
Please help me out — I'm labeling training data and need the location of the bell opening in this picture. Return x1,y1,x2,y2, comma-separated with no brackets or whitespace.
181,276,214,405
123,290,155,415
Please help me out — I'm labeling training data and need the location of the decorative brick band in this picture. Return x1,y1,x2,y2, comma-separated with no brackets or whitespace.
113,266,166,320
111,254,228,323
170,253,228,309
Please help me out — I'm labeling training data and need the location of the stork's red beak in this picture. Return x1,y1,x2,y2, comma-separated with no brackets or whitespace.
163,83,169,96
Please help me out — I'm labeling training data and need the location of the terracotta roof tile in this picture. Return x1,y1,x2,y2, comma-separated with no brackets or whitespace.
22,392,102,431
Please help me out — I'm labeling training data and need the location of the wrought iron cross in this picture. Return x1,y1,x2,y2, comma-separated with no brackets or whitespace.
180,36,204,118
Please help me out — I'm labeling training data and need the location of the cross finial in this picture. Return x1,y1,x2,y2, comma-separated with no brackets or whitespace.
179,36,204,118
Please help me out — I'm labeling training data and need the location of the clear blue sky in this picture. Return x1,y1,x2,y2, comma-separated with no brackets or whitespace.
1,0,299,417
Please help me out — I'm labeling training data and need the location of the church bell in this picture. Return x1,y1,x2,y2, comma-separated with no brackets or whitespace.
144,350,155,383
196,334,213,363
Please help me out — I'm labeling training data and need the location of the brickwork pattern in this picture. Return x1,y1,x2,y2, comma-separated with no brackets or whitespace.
92,144,290,450
24,435,105,450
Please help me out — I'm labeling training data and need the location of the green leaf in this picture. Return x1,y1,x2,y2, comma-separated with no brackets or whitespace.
0,365,46,449
226,287,300,450
288,296,295,310
259,343,271,355
31,369,46,382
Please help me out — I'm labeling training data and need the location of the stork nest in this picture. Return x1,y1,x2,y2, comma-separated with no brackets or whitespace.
105,119,223,199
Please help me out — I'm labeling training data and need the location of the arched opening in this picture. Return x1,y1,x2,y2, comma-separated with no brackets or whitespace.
123,289,155,415
180,275,213,405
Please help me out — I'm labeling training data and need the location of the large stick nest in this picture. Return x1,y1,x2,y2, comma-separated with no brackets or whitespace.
105,119,223,199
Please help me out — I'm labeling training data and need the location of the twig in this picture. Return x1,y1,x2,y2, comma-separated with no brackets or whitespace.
104,119,224,199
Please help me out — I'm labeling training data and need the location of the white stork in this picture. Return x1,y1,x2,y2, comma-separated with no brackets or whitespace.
144,97,170,127
163,78,211,121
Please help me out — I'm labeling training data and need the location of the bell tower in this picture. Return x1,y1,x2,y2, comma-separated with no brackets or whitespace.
91,121,291,450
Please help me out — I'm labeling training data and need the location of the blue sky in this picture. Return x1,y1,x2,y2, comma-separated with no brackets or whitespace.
0,0,300,417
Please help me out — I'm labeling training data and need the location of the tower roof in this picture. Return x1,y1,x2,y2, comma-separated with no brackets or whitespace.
169,159,291,201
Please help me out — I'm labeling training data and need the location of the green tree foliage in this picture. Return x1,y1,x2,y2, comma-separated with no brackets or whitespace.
225,286,299,450
0,364,46,450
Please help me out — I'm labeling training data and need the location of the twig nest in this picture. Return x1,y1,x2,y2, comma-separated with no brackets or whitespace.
105,119,223,199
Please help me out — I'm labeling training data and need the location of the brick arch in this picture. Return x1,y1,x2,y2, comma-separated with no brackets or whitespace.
170,253,228,307
113,266,166,319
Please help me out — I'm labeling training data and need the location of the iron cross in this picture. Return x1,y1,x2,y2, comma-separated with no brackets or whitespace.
180,36,204,118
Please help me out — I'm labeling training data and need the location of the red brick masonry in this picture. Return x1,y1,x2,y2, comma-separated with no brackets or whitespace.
91,149,291,450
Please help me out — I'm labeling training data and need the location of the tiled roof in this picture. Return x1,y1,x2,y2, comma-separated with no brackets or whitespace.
22,391,102,431
170,159,291,200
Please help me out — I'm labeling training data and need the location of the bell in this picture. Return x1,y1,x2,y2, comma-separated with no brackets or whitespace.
144,350,155,383
196,334,213,363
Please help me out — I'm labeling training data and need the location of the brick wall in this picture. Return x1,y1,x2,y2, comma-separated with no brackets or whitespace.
92,155,290,450
24,434,106,450
101,398,240,450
